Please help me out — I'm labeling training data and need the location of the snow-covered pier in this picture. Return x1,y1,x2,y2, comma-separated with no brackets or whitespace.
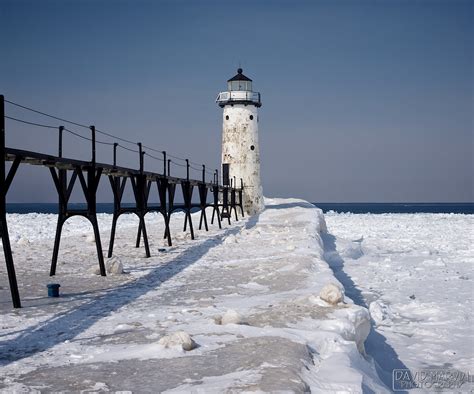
1,198,392,392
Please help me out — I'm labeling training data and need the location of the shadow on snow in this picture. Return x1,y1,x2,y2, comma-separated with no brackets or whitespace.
321,232,409,393
0,221,253,366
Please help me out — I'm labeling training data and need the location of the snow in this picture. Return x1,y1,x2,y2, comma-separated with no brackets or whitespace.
0,199,472,392
324,211,474,390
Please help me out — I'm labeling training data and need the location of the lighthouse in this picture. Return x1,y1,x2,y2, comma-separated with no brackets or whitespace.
216,68,264,215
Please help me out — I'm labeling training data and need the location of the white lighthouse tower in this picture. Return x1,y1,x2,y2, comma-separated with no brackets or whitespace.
216,68,264,215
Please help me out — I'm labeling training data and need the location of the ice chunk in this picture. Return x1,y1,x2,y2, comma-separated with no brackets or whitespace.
320,283,344,305
216,309,243,325
106,257,124,274
369,300,393,325
158,331,196,351
344,307,371,354
91,257,124,275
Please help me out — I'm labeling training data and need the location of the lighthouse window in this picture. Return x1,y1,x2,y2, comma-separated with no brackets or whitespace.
230,81,240,91
250,145,255,151
249,115,254,120
229,80,252,91
225,115,229,120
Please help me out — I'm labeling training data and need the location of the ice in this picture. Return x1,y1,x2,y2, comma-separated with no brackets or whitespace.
369,300,394,326
319,282,344,305
219,309,243,325
158,331,197,351
1,200,470,391
163,370,263,393
105,257,124,275
324,211,474,388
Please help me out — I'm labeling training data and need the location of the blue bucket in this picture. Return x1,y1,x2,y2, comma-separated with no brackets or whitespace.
47,283,61,297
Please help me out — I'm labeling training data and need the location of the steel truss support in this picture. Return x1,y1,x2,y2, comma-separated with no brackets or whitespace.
131,174,151,257
210,185,222,229
156,178,172,247
230,187,239,221
220,187,232,225
107,175,149,258
198,183,209,231
164,182,176,243
49,165,106,277
182,181,195,239
0,95,21,307
237,181,245,218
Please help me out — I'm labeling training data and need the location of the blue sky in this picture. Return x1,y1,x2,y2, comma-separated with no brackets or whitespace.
1,0,472,202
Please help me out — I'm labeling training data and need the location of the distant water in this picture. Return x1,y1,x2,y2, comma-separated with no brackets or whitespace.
5,202,474,214
6,203,134,214
313,202,474,214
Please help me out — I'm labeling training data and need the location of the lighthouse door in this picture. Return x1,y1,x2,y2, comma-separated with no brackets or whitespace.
222,163,230,186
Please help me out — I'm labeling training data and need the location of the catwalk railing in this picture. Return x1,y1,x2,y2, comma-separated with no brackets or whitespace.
0,95,245,308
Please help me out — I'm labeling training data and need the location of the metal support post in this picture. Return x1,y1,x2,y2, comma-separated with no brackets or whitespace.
113,143,118,167
90,125,96,165
0,95,21,308
162,151,166,176
58,126,64,158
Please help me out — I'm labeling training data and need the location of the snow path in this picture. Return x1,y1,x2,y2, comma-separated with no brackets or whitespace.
324,212,474,390
0,198,386,392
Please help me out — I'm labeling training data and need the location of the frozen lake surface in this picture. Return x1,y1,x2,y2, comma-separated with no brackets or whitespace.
324,211,473,390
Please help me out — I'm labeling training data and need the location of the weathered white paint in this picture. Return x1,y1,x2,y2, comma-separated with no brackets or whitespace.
221,104,264,215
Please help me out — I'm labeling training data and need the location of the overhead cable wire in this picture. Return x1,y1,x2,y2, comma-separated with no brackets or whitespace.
5,99,218,172
63,127,114,145
162,153,202,169
143,144,164,155
158,151,204,168
5,99,136,146
117,143,139,154
144,152,164,162
96,139,115,146
168,153,187,162
144,146,186,162
143,146,203,168
170,159,187,168
5,115,58,129
189,159,203,167
63,127,93,142
190,164,203,172
96,128,137,146
5,99,90,129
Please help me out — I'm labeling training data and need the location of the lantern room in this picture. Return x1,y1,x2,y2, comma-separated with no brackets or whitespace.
216,68,261,108
227,68,253,91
